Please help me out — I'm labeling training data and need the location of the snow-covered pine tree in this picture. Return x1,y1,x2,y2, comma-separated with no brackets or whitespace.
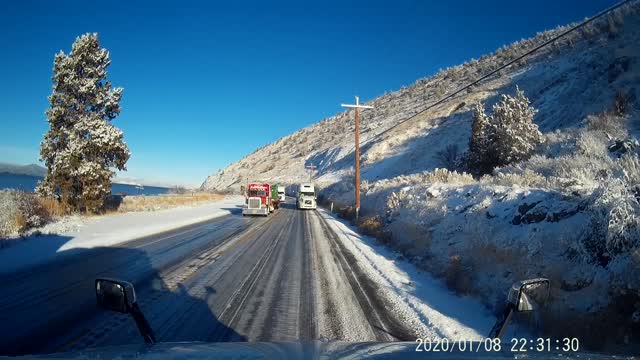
37,33,130,212
467,87,542,175
490,86,543,167
467,102,494,175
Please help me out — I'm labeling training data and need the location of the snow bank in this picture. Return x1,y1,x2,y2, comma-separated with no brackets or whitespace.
0,196,243,274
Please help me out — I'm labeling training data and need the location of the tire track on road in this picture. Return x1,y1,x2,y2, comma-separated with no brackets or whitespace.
41,215,272,354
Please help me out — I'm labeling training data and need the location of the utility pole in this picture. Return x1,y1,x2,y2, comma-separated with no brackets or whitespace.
305,164,317,181
341,96,373,221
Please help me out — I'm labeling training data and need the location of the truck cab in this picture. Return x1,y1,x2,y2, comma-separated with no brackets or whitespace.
242,183,271,216
297,183,316,210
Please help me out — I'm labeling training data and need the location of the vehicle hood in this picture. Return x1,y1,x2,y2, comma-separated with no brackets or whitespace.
2,341,625,360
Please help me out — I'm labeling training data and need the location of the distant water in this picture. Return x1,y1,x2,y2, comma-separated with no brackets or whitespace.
0,173,170,196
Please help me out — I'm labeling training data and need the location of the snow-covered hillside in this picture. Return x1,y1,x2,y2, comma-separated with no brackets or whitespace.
202,2,640,348
202,3,638,192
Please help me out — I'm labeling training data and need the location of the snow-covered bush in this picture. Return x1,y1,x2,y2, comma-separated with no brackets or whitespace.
467,88,543,175
576,131,610,158
38,33,130,213
422,168,475,185
496,123,625,192
588,179,640,258
483,169,548,188
502,152,616,191
491,87,544,165
385,190,410,222
0,190,54,239
619,153,640,186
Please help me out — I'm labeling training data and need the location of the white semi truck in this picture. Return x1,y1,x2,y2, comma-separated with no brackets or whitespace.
277,185,286,202
296,183,316,210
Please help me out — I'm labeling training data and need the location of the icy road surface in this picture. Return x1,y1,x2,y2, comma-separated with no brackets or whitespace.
0,200,493,356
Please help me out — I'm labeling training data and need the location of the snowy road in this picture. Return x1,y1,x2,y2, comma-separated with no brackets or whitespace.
0,200,492,356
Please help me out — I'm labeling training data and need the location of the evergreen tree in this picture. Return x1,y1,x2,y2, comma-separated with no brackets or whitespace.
491,87,543,166
467,87,542,175
467,102,493,175
37,33,130,212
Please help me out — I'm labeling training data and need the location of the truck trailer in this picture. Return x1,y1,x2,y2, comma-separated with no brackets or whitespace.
270,184,281,211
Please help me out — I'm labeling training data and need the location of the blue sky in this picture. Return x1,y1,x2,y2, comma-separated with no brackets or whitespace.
0,0,616,187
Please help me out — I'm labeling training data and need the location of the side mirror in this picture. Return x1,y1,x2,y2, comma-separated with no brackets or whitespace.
96,278,136,313
488,278,550,339
95,278,157,344
507,278,550,312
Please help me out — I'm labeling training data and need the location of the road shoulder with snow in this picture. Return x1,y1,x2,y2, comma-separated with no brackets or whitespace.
0,195,244,274
315,208,495,341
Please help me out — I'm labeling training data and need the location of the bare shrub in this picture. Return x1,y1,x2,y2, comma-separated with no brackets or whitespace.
335,204,356,222
540,128,581,158
434,144,460,170
444,255,472,295
586,112,627,139
613,90,632,116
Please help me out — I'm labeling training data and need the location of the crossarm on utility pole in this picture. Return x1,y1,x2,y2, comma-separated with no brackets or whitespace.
341,104,373,109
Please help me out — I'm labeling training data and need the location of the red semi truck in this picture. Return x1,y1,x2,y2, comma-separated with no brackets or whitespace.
242,183,280,216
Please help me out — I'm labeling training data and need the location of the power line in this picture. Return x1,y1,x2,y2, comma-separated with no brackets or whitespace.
362,0,635,146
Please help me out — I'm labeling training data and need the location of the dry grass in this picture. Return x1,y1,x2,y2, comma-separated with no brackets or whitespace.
38,197,68,217
443,255,473,295
11,212,27,235
117,192,225,212
357,216,391,243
